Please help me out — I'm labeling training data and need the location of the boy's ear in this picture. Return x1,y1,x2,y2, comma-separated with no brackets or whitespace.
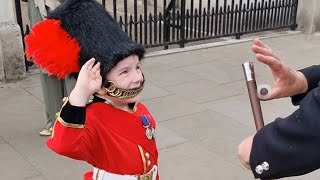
96,86,106,96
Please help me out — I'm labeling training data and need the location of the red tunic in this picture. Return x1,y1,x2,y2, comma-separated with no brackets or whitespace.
47,101,159,180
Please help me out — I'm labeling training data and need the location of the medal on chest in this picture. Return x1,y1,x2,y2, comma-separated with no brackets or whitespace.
140,115,156,140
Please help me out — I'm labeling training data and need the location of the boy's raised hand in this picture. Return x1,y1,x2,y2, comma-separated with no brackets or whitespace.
251,39,307,100
69,58,101,106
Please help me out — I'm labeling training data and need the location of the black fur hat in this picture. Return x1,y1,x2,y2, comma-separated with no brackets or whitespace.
25,0,145,80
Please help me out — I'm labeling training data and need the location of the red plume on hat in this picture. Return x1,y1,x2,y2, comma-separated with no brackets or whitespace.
25,19,81,79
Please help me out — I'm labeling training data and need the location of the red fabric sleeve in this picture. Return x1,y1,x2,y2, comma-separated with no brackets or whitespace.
46,118,96,164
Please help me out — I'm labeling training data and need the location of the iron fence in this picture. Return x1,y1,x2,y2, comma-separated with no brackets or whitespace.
102,0,298,49
14,0,33,70
15,0,299,54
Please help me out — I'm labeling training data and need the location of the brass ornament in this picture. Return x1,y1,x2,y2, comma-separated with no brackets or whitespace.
105,81,144,99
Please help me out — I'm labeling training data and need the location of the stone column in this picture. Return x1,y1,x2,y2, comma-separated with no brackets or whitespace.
0,0,26,82
297,0,320,34
0,40,4,81
0,0,16,23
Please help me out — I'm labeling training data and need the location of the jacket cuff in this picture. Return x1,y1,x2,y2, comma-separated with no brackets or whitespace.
291,65,320,105
57,97,86,127
250,130,270,179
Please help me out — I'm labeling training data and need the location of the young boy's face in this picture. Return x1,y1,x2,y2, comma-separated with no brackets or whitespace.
105,54,143,104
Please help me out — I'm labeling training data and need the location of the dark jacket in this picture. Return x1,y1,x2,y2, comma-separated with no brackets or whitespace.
250,65,320,179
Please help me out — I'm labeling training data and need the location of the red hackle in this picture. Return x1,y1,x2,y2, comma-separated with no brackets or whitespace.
25,19,81,79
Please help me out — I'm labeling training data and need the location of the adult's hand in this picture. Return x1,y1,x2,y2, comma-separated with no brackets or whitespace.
238,135,254,170
251,39,308,100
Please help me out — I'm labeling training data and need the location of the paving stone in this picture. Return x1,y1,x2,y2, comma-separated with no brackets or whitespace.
165,79,242,103
0,136,5,144
181,61,245,84
140,81,173,101
0,144,41,180
32,153,91,180
0,93,44,127
144,68,202,87
155,124,189,150
202,94,263,127
15,72,41,88
190,43,252,65
158,141,251,179
160,110,252,166
202,93,298,127
1,131,91,180
221,79,248,94
143,94,207,122
146,51,216,70
0,82,29,99
24,85,43,102
25,175,46,180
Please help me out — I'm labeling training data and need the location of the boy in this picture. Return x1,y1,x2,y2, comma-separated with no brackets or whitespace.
25,0,159,179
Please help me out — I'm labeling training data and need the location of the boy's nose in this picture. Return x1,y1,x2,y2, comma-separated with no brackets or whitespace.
132,71,143,84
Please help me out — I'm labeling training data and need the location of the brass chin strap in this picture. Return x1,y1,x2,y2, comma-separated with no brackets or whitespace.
104,81,144,99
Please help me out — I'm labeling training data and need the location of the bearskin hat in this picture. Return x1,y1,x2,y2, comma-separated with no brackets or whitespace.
25,0,145,80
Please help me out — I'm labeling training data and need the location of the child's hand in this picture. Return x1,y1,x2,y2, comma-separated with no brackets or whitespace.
69,58,101,106
76,58,102,94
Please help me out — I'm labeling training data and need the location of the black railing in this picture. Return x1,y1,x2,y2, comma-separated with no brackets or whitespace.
16,0,298,53
102,0,298,49
14,0,33,70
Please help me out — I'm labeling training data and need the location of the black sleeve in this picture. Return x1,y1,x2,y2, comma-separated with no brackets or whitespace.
250,85,320,179
291,65,320,105
60,101,86,125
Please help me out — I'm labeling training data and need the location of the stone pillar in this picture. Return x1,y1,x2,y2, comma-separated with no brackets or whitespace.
0,0,26,82
0,40,4,81
0,0,16,23
297,0,320,34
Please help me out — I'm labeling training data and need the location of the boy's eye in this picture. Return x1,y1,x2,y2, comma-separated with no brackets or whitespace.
120,70,128,75
136,65,141,70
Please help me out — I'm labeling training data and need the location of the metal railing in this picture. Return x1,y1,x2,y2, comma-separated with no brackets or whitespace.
14,0,33,70
15,0,298,53
102,0,298,49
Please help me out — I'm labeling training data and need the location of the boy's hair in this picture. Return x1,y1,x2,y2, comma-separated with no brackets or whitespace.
25,0,145,81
